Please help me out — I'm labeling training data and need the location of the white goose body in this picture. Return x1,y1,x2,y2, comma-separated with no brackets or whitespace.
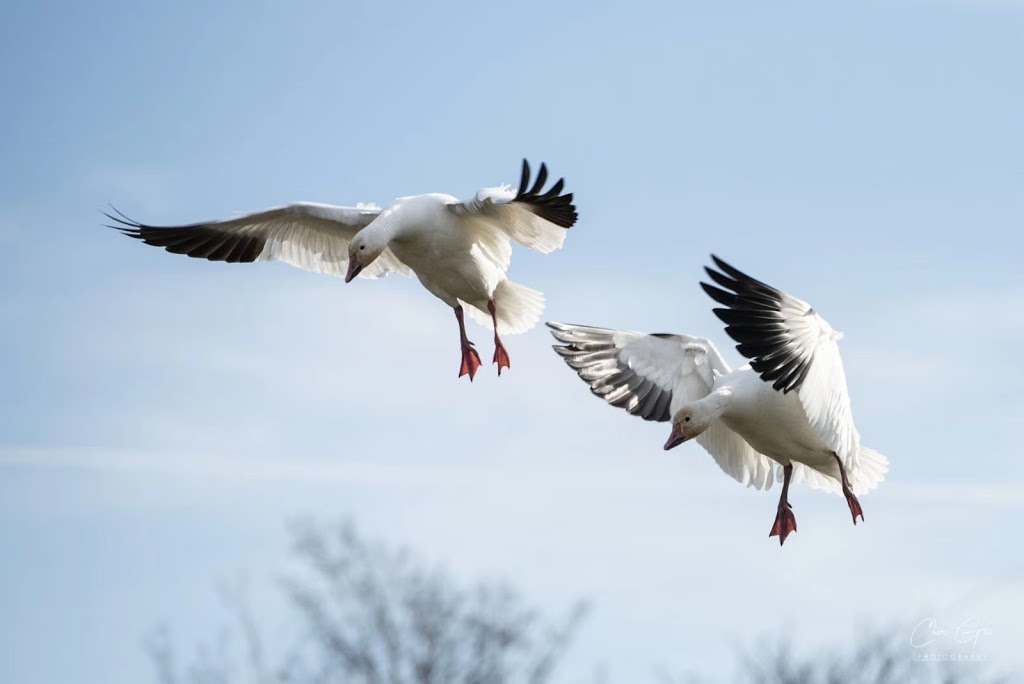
379,194,506,312
107,160,577,380
713,368,838,474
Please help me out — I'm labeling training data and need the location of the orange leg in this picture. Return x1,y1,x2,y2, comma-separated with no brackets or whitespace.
834,453,864,524
487,300,511,376
454,306,481,381
769,463,798,546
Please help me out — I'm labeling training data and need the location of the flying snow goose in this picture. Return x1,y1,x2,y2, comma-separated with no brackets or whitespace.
106,160,577,380
548,255,888,545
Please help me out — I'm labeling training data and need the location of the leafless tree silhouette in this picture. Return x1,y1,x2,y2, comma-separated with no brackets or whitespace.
147,520,588,684
149,521,1015,684
737,633,1006,684
660,630,1009,684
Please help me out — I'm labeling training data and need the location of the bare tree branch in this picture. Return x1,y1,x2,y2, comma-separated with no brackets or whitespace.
665,628,1011,684
150,519,587,684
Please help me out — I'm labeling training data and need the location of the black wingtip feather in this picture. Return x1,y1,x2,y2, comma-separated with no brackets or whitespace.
518,159,531,196
103,208,266,264
709,254,781,297
704,266,740,292
783,360,812,394
711,254,753,282
512,159,578,229
102,207,144,231
702,255,815,394
528,163,549,196
701,282,737,308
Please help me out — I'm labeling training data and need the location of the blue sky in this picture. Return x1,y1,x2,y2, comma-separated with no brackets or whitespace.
1,0,1022,682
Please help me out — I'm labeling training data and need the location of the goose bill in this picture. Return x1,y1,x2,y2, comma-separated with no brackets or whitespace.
345,260,364,283
664,429,687,451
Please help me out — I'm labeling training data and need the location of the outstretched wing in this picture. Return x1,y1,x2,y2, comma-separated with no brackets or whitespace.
105,202,412,279
448,159,578,253
700,255,861,472
547,322,776,490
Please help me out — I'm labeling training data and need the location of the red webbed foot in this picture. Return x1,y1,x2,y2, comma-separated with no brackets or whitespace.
769,503,798,546
459,343,482,381
493,341,511,376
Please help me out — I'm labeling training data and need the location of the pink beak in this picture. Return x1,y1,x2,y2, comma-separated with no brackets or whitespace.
664,427,686,451
345,260,363,283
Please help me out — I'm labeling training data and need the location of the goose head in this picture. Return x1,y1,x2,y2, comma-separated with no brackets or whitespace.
345,228,389,282
664,392,729,450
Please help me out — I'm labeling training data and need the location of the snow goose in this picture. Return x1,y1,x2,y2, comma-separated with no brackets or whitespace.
106,160,577,380
548,255,888,545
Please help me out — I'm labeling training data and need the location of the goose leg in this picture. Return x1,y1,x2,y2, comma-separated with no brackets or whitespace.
487,300,511,375
833,453,864,524
769,463,798,546
454,306,481,381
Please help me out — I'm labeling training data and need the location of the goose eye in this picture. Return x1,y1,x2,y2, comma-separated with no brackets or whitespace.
684,416,691,422
360,245,366,251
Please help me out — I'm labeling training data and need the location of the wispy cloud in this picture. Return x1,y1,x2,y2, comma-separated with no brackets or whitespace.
6,445,1024,508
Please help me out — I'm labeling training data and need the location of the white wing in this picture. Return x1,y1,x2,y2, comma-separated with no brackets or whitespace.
448,159,577,253
106,202,412,279
701,255,862,474
548,322,776,490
